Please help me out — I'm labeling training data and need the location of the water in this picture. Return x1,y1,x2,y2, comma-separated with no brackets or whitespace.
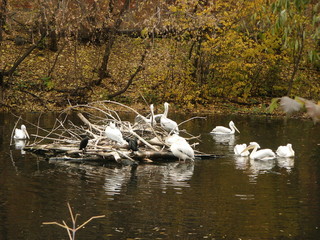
1,112,320,239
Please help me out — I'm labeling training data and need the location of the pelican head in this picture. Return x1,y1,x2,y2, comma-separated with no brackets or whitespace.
229,121,240,133
240,142,259,154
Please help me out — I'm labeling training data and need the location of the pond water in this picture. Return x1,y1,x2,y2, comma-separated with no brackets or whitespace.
1,111,320,240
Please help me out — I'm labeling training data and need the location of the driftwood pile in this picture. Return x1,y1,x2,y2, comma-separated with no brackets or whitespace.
22,101,216,166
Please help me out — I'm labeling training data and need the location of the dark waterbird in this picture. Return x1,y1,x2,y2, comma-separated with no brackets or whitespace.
79,135,90,153
124,137,139,152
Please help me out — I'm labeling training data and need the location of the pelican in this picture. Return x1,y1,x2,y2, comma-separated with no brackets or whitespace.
105,122,127,145
276,143,295,158
135,104,156,126
275,96,320,124
242,142,276,160
160,102,179,134
234,143,250,156
165,134,187,146
14,124,30,140
210,121,240,135
170,137,194,162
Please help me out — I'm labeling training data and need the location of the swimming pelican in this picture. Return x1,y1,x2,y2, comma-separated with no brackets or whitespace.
160,102,179,134
276,143,295,158
234,143,250,156
170,137,194,162
105,122,127,145
242,142,276,160
14,124,30,140
210,121,240,135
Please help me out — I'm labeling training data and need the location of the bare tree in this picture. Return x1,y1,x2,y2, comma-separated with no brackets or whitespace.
97,0,131,83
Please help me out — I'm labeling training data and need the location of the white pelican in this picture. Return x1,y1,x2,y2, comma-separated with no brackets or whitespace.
234,143,250,156
165,134,187,146
276,143,295,158
242,142,276,160
14,124,30,140
105,122,127,145
135,104,156,126
277,96,320,124
160,102,179,134
170,137,194,162
210,121,240,135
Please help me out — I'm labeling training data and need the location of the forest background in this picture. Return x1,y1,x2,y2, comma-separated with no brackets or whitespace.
0,0,319,113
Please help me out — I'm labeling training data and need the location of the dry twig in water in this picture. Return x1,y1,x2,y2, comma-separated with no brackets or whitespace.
43,202,105,240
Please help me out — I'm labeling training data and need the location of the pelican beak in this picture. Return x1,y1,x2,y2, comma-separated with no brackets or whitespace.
241,145,254,154
235,126,240,133
24,129,30,139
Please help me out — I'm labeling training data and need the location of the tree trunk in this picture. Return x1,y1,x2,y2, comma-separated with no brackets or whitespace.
0,35,46,81
0,0,8,41
97,0,131,85
287,38,304,96
108,47,149,98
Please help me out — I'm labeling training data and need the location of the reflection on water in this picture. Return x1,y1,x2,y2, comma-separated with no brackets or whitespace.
14,139,27,154
277,157,295,172
233,156,249,170
211,133,235,146
248,158,276,176
234,154,294,178
102,162,194,196
57,162,195,198
160,162,194,190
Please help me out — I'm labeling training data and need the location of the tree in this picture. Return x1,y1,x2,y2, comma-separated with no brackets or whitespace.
271,0,320,95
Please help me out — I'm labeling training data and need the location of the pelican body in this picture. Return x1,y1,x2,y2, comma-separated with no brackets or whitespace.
210,121,240,135
160,102,179,134
165,134,187,146
242,142,276,160
169,137,194,162
276,144,295,158
105,122,127,145
234,143,250,156
14,124,30,140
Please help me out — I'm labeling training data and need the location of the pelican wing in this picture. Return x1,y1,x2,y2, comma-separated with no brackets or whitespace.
254,149,276,160
105,126,126,145
280,96,303,114
161,117,179,133
276,145,294,157
304,100,320,124
170,141,194,161
234,144,249,156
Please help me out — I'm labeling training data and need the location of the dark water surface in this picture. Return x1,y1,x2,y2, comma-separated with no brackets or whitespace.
1,112,320,239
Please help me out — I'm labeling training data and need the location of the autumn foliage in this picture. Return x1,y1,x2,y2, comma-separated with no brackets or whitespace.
0,0,319,112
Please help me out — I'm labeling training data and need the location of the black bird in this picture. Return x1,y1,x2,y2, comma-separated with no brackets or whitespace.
79,135,89,153
124,137,139,153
